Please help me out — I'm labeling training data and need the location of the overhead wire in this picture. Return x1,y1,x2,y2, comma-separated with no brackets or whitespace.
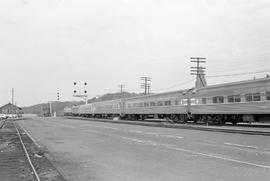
206,69,270,78
151,68,270,93
208,62,270,75
152,78,196,92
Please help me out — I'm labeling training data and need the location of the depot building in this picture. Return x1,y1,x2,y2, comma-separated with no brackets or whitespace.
0,103,23,115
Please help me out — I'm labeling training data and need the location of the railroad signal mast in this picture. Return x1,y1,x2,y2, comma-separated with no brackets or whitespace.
141,77,151,95
57,92,60,101
190,57,207,88
73,82,88,104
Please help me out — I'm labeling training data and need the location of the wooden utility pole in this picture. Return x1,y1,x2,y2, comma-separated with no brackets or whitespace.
119,84,125,94
141,77,151,95
190,57,207,88
12,88,14,105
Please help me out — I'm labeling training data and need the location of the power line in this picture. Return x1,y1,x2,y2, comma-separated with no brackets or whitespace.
207,69,270,78
152,78,196,92
208,62,270,75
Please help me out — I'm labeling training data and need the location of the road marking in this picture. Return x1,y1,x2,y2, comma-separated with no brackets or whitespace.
224,142,259,149
21,126,41,148
128,129,143,134
145,132,159,136
120,136,158,146
168,145,270,169
85,124,184,140
72,125,270,169
162,135,183,139
117,136,270,169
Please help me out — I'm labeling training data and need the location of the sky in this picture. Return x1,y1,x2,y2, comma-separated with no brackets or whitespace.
0,0,270,106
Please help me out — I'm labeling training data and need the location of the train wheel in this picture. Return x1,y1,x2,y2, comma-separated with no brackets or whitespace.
214,115,223,125
178,114,186,124
171,115,180,123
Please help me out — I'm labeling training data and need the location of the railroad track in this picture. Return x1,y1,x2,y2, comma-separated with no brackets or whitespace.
15,124,41,181
0,119,6,129
0,120,37,181
0,120,65,181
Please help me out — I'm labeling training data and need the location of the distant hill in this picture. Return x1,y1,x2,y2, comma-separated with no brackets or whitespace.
22,92,141,116
22,101,84,116
88,92,141,103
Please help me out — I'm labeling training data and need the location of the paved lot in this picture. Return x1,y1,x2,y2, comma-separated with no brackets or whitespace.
18,117,270,181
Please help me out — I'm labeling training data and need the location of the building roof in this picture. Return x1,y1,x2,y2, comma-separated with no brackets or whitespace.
0,103,22,110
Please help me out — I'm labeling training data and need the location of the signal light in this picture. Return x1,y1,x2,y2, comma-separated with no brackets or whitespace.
74,82,76,85
74,90,77,93
84,82,87,86
84,91,87,93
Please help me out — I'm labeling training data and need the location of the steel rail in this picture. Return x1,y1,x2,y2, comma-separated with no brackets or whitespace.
0,119,6,129
15,124,41,181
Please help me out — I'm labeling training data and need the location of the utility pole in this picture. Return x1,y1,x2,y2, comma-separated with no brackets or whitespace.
118,84,125,117
190,57,207,88
48,101,52,117
11,88,14,114
12,88,14,105
141,77,151,95
147,84,151,94
118,84,125,94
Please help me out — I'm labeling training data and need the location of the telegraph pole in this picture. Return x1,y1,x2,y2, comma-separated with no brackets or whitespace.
190,57,207,88
49,101,52,117
147,84,151,94
141,77,151,95
118,84,125,94
11,88,14,114
12,88,14,105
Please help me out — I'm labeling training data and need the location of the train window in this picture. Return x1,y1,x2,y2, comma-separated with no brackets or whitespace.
235,95,241,102
150,102,156,106
139,103,143,107
228,96,233,103
213,96,224,104
144,102,149,107
266,92,270,100
245,93,261,102
157,101,163,106
202,98,206,104
245,94,252,102
253,93,261,101
228,95,241,103
174,100,179,105
219,97,224,103
164,100,171,106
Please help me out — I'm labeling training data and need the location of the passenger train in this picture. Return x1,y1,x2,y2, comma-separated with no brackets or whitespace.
64,77,270,125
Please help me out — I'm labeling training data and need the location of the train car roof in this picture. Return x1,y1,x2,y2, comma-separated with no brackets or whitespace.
124,89,189,101
74,77,270,106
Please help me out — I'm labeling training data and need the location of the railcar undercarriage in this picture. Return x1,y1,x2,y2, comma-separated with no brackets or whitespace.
70,112,270,125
